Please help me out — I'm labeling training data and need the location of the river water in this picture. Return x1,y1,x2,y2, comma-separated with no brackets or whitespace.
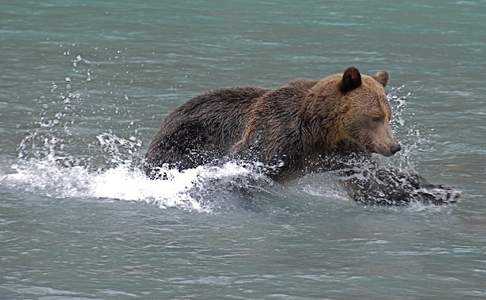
1,0,486,299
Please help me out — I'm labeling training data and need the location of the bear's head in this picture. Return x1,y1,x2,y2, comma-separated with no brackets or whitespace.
310,67,400,157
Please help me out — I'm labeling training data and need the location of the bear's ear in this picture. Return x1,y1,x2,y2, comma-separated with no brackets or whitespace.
340,66,362,93
373,70,389,87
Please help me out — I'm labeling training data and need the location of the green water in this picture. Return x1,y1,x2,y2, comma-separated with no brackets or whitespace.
1,0,486,299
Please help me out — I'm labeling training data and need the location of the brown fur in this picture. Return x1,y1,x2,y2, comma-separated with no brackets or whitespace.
144,67,394,180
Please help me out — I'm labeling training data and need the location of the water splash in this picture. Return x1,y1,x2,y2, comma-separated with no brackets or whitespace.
383,85,428,171
3,157,258,212
1,58,272,212
1,76,437,211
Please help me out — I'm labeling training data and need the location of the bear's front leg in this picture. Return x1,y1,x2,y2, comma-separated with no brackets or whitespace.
338,167,460,206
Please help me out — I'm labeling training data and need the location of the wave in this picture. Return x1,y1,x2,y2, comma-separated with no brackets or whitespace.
3,150,274,212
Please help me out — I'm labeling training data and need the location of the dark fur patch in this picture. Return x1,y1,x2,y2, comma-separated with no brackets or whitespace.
339,66,362,93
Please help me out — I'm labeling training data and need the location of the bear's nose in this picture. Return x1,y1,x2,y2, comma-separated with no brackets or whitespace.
390,144,401,155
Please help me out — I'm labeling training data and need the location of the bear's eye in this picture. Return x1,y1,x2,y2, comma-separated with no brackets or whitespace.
371,116,383,122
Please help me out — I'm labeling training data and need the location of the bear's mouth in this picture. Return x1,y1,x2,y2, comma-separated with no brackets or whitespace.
369,145,395,157
344,142,371,156
334,140,380,157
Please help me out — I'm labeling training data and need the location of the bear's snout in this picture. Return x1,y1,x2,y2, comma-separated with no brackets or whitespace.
365,122,400,157
374,141,401,157
390,144,401,155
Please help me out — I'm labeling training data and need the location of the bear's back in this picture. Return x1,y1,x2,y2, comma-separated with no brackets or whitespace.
144,87,268,174
162,87,268,131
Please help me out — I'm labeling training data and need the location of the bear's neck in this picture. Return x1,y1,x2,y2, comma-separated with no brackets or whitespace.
299,91,345,155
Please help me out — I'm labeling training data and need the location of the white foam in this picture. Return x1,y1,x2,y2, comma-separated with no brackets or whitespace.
2,157,256,212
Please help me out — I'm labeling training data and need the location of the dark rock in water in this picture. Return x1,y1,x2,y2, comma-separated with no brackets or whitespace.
338,166,459,206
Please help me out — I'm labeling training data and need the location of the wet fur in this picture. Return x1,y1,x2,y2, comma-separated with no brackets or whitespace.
144,87,268,176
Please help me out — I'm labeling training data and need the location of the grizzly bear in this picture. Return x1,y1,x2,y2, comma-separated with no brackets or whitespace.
144,67,458,205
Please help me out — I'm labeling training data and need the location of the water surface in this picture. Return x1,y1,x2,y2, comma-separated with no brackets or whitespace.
1,0,486,299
